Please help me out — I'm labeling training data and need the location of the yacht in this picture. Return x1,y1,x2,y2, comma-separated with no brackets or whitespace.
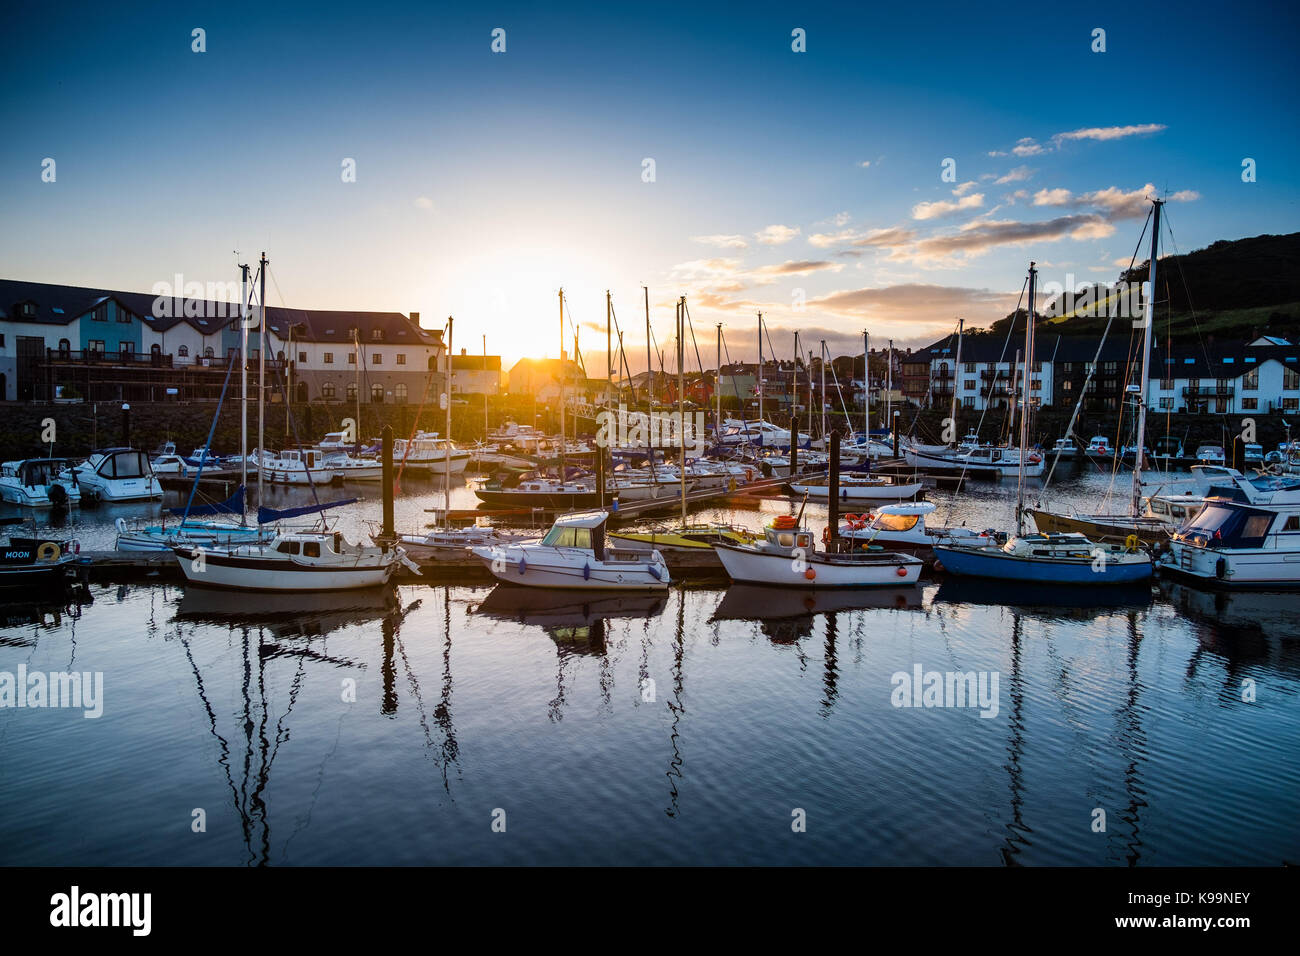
258,448,336,485
904,442,1044,478
837,502,996,553
66,448,162,502
472,510,670,590
934,532,1153,583
788,473,924,501
321,451,384,481
0,459,81,508
0,518,81,587
1160,472,1300,588
173,528,409,591
713,514,922,588
393,433,471,473
1195,445,1227,465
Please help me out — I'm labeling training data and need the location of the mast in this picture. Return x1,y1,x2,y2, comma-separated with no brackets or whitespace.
558,288,565,477
820,339,827,441
483,333,489,440
354,328,361,452
257,252,266,506
715,323,722,445
1132,199,1163,516
949,318,964,447
678,296,687,526
863,330,869,443
1016,263,1037,534
643,285,651,407
239,262,249,524
445,316,453,527
885,339,893,437
757,312,764,439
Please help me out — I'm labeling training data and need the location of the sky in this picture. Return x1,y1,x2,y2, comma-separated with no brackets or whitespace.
3,0,1298,370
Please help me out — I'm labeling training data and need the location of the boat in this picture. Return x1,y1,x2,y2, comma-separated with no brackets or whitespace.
1243,443,1264,465
607,523,759,552
258,447,336,485
1159,472,1300,589
1195,444,1227,465
1085,435,1115,458
713,514,922,588
0,517,81,587
904,442,1044,478
172,528,409,591
1050,437,1079,459
837,502,996,552
392,433,471,473
0,459,81,508
934,532,1152,583
788,473,923,501
321,451,384,481
471,510,670,590
1028,491,1205,546
1153,436,1185,461
66,448,162,502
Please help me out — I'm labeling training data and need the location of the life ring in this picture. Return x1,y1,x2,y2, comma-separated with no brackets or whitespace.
844,513,859,524
822,526,831,544
36,541,61,561
745,467,755,482
1124,534,1139,553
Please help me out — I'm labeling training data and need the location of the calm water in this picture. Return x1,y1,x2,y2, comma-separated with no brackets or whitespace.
2,464,1297,866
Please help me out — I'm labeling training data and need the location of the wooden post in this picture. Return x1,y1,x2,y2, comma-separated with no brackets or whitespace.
380,424,395,545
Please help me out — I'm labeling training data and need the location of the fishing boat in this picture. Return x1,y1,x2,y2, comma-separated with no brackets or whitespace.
714,514,922,588
258,447,336,485
1050,437,1079,459
66,448,162,502
788,473,923,501
472,510,669,590
0,517,81,587
172,528,409,591
0,459,81,508
1159,472,1300,588
1085,435,1115,458
837,502,996,552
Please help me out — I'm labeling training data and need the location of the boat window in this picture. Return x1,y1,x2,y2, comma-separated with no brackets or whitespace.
108,451,148,479
1169,505,1184,518
1174,504,1274,549
1150,500,1168,515
777,532,795,547
796,533,812,548
277,541,300,555
1285,516,1300,531
872,513,920,532
542,526,578,548
303,541,321,558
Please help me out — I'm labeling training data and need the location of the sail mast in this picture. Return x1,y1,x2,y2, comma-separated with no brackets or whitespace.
757,312,764,439
1132,199,1163,516
1016,263,1036,534
239,262,249,525
820,339,827,441
558,288,565,477
715,323,722,445
445,316,453,526
678,296,687,526
950,318,964,447
257,252,266,507
863,330,869,443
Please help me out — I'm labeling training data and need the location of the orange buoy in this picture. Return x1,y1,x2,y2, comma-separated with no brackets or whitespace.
805,567,816,580
822,526,831,544
896,566,908,577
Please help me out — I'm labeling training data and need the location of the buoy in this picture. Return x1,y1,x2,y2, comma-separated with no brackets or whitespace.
583,563,591,580
518,556,527,575
36,542,61,561
1124,534,1139,552
805,567,816,580
844,513,859,524
896,566,908,577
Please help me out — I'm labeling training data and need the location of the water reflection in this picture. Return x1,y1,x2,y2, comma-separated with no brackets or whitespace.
473,585,667,654
711,584,921,643
1160,581,1300,678
0,585,93,647
933,577,1153,617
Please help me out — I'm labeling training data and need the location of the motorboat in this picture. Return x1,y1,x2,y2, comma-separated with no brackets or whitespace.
393,433,471,473
65,448,162,502
1195,445,1227,465
393,522,518,560
837,502,995,552
0,459,81,508
788,473,924,501
258,448,336,485
172,528,410,591
1160,472,1300,588
0,518,81,587
607,523,760,552
1085,435,1115,458
904,441,1044,478
1243,443,1264,465
1153,436,1185,461
472,510,670,590
1028,492,1207,546
713,514,922,588
1049,437,1079,459
321,451,384,481
933,532,1153,583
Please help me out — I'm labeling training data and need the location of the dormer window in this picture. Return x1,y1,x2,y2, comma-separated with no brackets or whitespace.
371,329,384,341
19,302,36,317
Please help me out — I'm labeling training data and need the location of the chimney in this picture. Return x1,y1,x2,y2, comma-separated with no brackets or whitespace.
461,347,466,355
410,311,420,324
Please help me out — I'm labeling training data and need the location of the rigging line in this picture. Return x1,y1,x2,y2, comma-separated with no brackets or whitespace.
1035,206,1154,504
941,275,1027,527
682,299,705,377
908,315,964,442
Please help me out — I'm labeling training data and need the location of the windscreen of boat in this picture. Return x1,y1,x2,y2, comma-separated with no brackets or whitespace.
542,526,595,552
870,512,920,532
1173,503,1274,548
105,451,150,479
20,460,67,485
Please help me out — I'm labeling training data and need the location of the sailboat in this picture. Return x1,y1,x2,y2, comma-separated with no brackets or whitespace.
1029,200,1184,545
933,261,1154,584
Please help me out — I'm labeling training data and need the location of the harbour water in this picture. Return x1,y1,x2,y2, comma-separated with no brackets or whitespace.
2,466,1297,866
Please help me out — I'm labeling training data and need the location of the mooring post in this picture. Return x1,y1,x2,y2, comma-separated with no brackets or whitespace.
380,424,395,546
892,411,900,459
121,403,131,447
828,430,840,550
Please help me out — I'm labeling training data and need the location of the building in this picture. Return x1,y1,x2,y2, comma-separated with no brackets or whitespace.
450,351,503,396
506,355,591,403
0,279,443,404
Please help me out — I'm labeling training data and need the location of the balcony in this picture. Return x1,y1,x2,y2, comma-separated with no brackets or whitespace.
979,369,1010,381
1182,386,1234,397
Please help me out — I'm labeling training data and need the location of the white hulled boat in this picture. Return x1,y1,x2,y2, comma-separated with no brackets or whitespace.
0,459,82,508
258,448,336,485
472,510,670,590
66,448,162,502
713,515,922,588
837,502,995,552
788,473,924,501
173,528,409,591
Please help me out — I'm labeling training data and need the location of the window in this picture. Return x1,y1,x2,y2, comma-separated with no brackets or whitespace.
964,379,975,391
1031,379,1041,390
1284,398,1299,411
19,303,35,317
116,306,131,323
303,542,321,558
1104,361,1118,373
119,341,133,356
1032,361,1042,372
1062,381,1072,391
1060,362,1073,373
323,352,334,364
1285,368,1299,390
371,383,384,403
277,541,300,555
322,382,336,400
962,397,974,408
87,339,105,355
1159,378,1173,390
963,362,975,372
541,526,593,549
395,382,408,403
57,338,70,356
177,345,189,357
1242,398,1258,410
298,351,307,364
1158,397,1173,410
371,329,384,341
1243,368,1259,390
348,352,357,365
396,353,406,365
346,382,358,402
1188,378,1199,391
372,353,382,365
204,346,214,358
92,305,107,322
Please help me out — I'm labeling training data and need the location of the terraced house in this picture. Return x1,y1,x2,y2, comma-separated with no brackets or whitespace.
0,279,444,404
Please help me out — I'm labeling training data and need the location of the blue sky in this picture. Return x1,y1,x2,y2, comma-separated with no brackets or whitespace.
2,0,1297,365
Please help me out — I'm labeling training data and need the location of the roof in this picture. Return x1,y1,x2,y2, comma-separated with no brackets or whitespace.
553,510,609,529
451,354,501,371
0,279,441,346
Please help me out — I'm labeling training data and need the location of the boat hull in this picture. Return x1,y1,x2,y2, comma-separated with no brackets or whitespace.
172,547,395,590
714,543,921,588
1028,509,1171,546
1161,543,1300,589
789,480,924,501
472,545,669,590
933,544,1152,583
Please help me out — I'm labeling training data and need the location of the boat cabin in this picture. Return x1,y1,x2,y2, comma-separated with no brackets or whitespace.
91,448,153,479
540,511,611,558
274,531,345,558
3,459,71,486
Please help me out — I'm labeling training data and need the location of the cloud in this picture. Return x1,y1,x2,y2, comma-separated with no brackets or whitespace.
1033,187,1072,206
756,224,800,245
692,234,750,250
752,259,842,280
858,160,872,168
807,226,917,249
890,214,1116,264
808,283,1023,325
669,257,746,280
952,181,978,197
414,196,434,210
911,193,985,220
1053,123,1167,144
829,211,851,226
994,165,1034,185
